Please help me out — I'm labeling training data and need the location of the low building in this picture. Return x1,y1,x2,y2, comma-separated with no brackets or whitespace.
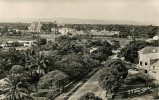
138,46,159,74
18,40,36,47
90,47,98,53
146,35,159,43
146,39,154,43
90,30,120,36
39,34,55,43
58,28,75,35
51,28,59,34
153,35,159,40
58,28,69,35
28,22,43,32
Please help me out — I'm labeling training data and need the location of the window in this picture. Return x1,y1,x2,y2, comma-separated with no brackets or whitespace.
25,42,29,44
140,61,142,66
145,62,148,65
145,70,147,73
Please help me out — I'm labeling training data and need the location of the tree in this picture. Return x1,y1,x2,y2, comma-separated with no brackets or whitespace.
36,37,46,50
90,40,113,62
35,52,47,75
24,48,47,76
111,40,120,50
78,92,102,100
98,68,121,97
98,59,128,96
105,59,128,79
56,53,91,79
10,65,24,74
2,74,31,100
38,70,68,95
117,40,149,63
151,40,159,47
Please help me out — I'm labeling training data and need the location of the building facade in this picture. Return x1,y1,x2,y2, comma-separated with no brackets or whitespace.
138,47,159,74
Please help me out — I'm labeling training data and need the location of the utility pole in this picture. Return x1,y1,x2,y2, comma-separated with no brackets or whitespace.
131,27,136,41
83,39,86,58
51,28,56,43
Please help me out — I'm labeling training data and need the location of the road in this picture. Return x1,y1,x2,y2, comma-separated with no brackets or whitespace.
68,69,107,100
55,68,99,100
55,49,119,100
67,54,118,100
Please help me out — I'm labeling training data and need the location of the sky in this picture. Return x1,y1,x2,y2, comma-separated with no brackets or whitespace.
0,0,158,25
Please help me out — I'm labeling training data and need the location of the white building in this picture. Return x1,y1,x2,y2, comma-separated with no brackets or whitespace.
58,28,75,35
138,46,159,74
90,30,120,36
18,40,36,47
90,47,98,53
153,35,159,40
146,35,159,43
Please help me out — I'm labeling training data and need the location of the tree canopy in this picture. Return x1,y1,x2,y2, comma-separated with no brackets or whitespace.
117,40,150,63
78,92,102,100
98,59,128,96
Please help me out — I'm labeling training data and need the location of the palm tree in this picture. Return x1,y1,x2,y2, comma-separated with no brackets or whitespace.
24,49,36,77
25,48,47,76
2,75,31,100
35,52,47,75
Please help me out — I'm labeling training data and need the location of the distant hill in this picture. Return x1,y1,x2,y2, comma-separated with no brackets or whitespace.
0,17,149,25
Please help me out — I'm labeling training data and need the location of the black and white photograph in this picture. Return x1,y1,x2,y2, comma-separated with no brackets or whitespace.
0,0,159,100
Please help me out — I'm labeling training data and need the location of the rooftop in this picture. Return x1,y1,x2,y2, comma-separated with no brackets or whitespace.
138,46,159,54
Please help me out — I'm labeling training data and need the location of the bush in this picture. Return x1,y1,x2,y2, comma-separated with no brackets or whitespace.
125,74,153,85
33,92,48,97
78,92,102,100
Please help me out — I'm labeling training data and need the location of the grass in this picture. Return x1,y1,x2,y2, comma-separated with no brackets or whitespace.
117,77,158,99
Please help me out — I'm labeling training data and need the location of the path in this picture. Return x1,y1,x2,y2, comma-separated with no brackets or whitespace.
55,49,119,100
68,69,107,100
55,68,99,100
67,50,119,100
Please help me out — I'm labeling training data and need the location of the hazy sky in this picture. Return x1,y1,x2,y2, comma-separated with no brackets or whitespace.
0,0,158,25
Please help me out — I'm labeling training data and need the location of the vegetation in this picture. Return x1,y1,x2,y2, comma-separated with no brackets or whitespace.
38,70,68,90
119,73,157,99
0,34,114,99
78,92,102,100
125,74,154,86
98,59,128,96
90,40,113,61
0,23,158,38
118,40,158,63
66,24,158,38
2,74,31,100
1,23,158,99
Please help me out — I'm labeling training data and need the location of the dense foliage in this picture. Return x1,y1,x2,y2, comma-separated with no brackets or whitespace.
0,35,115,99
117,40,157,63
2,74,31,100
66,24,158,38
0,23,158,38
98,59,128,96
90,40,113,61
78,92,102,100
